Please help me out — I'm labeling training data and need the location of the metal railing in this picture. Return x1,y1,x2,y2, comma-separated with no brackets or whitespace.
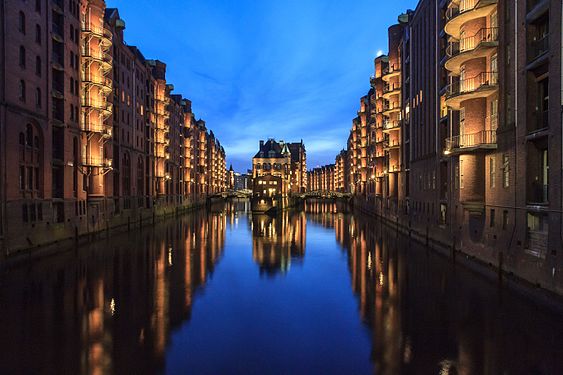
445,129,496,151
446,0,497,21
447,27,498,57
82,156,112,167
446,71,498,98
383,121,400,130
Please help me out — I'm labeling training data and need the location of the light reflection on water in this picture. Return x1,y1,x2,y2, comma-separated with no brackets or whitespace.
0,199,561,374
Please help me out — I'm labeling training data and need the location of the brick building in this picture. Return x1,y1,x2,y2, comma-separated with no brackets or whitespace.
330,0,563,295
0,0,228,254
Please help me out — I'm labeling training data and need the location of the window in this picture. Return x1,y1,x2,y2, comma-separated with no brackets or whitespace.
490,209,495,227
502,210,509,230
503,154,510,187
35,0,41,13
19,46,26,68
35,24,41,44
18,11,26,34
489,156,496,188
35,56,41,76
35,88,41,108
454,165,459,190
70,24,74,41
459,159,464,189
19,80,26,102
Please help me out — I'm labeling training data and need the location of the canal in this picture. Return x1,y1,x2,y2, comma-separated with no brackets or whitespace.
0,200,562,374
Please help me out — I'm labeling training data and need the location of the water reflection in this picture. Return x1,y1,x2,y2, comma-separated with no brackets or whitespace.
306,201,563,375
0,200,562,374
0,209,227,375
251,211,306,276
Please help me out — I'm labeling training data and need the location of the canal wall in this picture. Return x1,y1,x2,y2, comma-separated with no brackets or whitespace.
0,197,210,263
351,197,563,305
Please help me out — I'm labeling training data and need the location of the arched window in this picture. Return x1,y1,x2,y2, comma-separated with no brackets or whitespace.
35,88,41,108
35,24,41,44
35,56,41,76
18,11,25,34
19,46,26,68
19,80,26,102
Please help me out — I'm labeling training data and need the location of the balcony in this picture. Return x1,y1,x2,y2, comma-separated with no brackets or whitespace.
444,129,497,155
383,140,401,151
82,99,113,118
383,121,401,133
81,23,113,48
82,48,113,72
382,102,401,116
82,156,112,168
445,71,498,109
82,122,112,138
445,27,499,74
382,83,401,100
382,64,401,82
445,0,498,39
82,73,112,93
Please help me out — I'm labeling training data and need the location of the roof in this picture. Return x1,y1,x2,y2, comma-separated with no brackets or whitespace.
254,139,291,159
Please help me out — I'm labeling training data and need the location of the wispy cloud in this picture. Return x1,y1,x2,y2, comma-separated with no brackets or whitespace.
108,0,419,171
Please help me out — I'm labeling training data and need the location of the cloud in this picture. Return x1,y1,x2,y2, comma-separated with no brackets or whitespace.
107,0,419,171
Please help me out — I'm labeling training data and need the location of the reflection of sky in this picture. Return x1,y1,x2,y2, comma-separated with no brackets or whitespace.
106,0,419,171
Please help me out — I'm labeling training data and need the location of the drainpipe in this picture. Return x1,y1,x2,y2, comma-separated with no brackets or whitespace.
510,0,519,252
560,0,563,273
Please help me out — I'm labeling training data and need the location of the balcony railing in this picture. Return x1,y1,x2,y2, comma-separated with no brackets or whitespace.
528,34,549,62
81,23,113,42
445,129,496,152
446,0,497,21
383,121,400,131
82,122,112,137
447,27,498,58
82,156,112,168
446,72,498,98
82,73,112,90
82,99,112,113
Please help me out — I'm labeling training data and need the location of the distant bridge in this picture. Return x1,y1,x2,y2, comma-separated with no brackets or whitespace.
208,190,252,200
297,191,352,200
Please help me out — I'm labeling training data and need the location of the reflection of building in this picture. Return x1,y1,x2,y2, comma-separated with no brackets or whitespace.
0,210,227,374
251,211,306,275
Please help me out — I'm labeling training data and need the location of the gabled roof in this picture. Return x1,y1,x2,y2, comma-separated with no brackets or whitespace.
254,139,286,159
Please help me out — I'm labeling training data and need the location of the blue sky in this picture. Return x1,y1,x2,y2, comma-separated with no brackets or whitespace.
107,0,419,171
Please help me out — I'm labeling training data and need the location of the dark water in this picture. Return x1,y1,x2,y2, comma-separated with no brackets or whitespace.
1,200,562,375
